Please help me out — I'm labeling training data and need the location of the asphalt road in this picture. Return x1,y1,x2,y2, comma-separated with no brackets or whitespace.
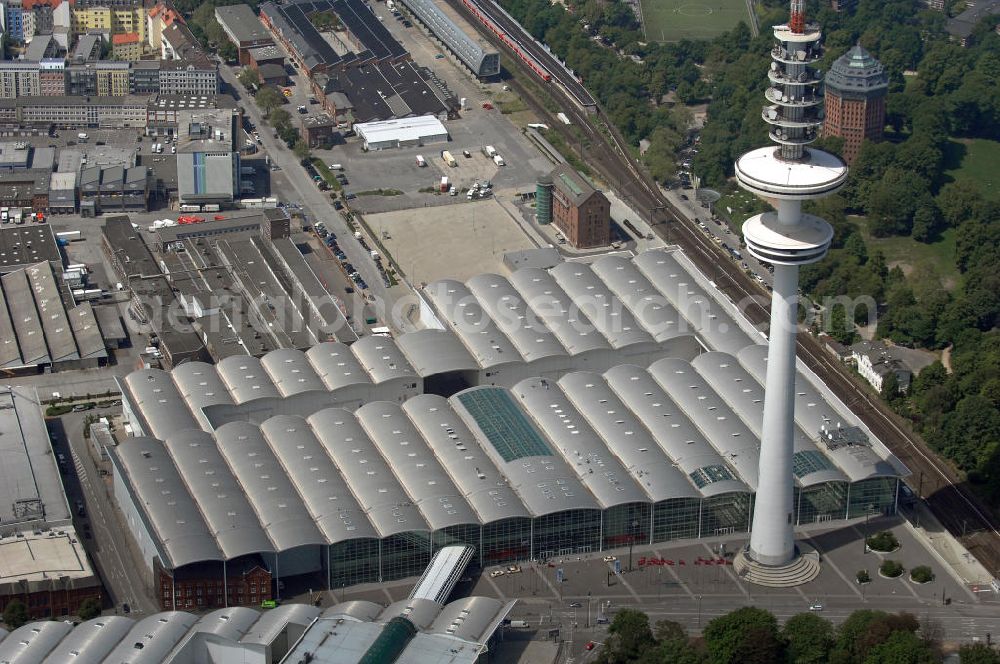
218,66,416,332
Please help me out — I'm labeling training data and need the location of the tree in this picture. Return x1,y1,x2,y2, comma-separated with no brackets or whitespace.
256,87,285,116
959,643,1000,664
77,597,102,621
597,608,655,664
292,141,311,161
219,41,238,63
910,565,934,583
911,204,943,243
866,168,930,237
866,531,899,552
845,233,868,265
3,599,29,629
703,607,780,664
269,107,292,129
782,612,834,664
641,636,706,664
278,123,299,147
653,619,686,642
827,304,857,345
864,630,937,664
832,610,887,663
879,560,904,578
881,371,902,402
936,181,984,228
238,67,261,90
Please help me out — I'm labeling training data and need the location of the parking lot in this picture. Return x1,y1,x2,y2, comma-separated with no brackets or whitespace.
364,197,536,281
314,142,537,214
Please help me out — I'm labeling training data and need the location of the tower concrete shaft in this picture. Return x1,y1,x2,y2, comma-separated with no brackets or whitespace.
733,1,848,569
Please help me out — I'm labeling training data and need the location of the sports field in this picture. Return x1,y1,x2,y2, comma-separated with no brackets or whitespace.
639,0,751,41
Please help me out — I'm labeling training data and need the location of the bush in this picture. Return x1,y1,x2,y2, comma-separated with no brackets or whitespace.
910,565,934,583
880,560,904,578
3,599,29,629
77,598,102,621
866,530,899,553
45,404,72,417
856,569,871,584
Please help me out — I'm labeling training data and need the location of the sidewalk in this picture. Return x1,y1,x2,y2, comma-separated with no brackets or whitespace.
903,502,996,588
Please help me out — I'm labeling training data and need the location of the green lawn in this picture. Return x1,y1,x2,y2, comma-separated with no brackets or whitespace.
856,218,960,291
312,158,342,191
640,0,750,41
944,138,1000,201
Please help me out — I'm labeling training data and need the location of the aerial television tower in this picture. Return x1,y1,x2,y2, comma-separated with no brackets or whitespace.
733,0,847,583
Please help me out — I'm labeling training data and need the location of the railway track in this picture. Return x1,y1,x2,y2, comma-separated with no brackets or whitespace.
448,0,1000,578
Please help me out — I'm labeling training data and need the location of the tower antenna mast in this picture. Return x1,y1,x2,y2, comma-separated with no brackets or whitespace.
789,0,806,34
732,0,848,586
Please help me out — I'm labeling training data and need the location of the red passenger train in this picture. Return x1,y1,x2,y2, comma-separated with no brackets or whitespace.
460,0,552,81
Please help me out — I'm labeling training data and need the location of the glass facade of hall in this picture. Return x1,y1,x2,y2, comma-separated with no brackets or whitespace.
318,479,899,589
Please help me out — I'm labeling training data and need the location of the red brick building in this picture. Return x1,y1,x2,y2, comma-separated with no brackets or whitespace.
0,579,102,620
0,530,102,620
822,44,888,165
549,165,611,249
156,557,272,611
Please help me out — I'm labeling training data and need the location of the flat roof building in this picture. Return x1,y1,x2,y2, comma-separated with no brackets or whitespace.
0,224,61,273
0,262,108,371
260,0,408,73
215,4,273,49
317,61,454,123
355,115,449,150
0,386,71,531
0,528,101,621
101,216,208,368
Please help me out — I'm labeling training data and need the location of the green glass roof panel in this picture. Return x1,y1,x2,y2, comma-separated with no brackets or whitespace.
792,450,835,478
689,464,735,489
359,616,417,664
457,388,553,462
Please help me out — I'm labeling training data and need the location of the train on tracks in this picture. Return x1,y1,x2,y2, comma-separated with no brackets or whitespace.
456,0,597,110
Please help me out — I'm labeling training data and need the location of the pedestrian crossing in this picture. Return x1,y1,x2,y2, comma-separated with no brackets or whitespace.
72,449,87,483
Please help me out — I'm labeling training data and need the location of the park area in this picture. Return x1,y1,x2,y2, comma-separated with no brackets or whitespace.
944,137,1000,201
639,0,751,41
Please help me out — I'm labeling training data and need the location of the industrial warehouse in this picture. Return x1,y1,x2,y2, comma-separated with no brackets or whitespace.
396,0,500,77
109,249,906,609
0,547,512,663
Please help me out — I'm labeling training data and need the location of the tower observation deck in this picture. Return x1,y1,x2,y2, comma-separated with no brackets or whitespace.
732,0,848,583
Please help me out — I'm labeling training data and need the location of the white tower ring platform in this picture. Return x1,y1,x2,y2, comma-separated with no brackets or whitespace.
742,212,833,265
735,147,847,199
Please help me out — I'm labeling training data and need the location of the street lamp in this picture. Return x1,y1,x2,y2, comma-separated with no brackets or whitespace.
697,594,703,628
628,519,639,572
